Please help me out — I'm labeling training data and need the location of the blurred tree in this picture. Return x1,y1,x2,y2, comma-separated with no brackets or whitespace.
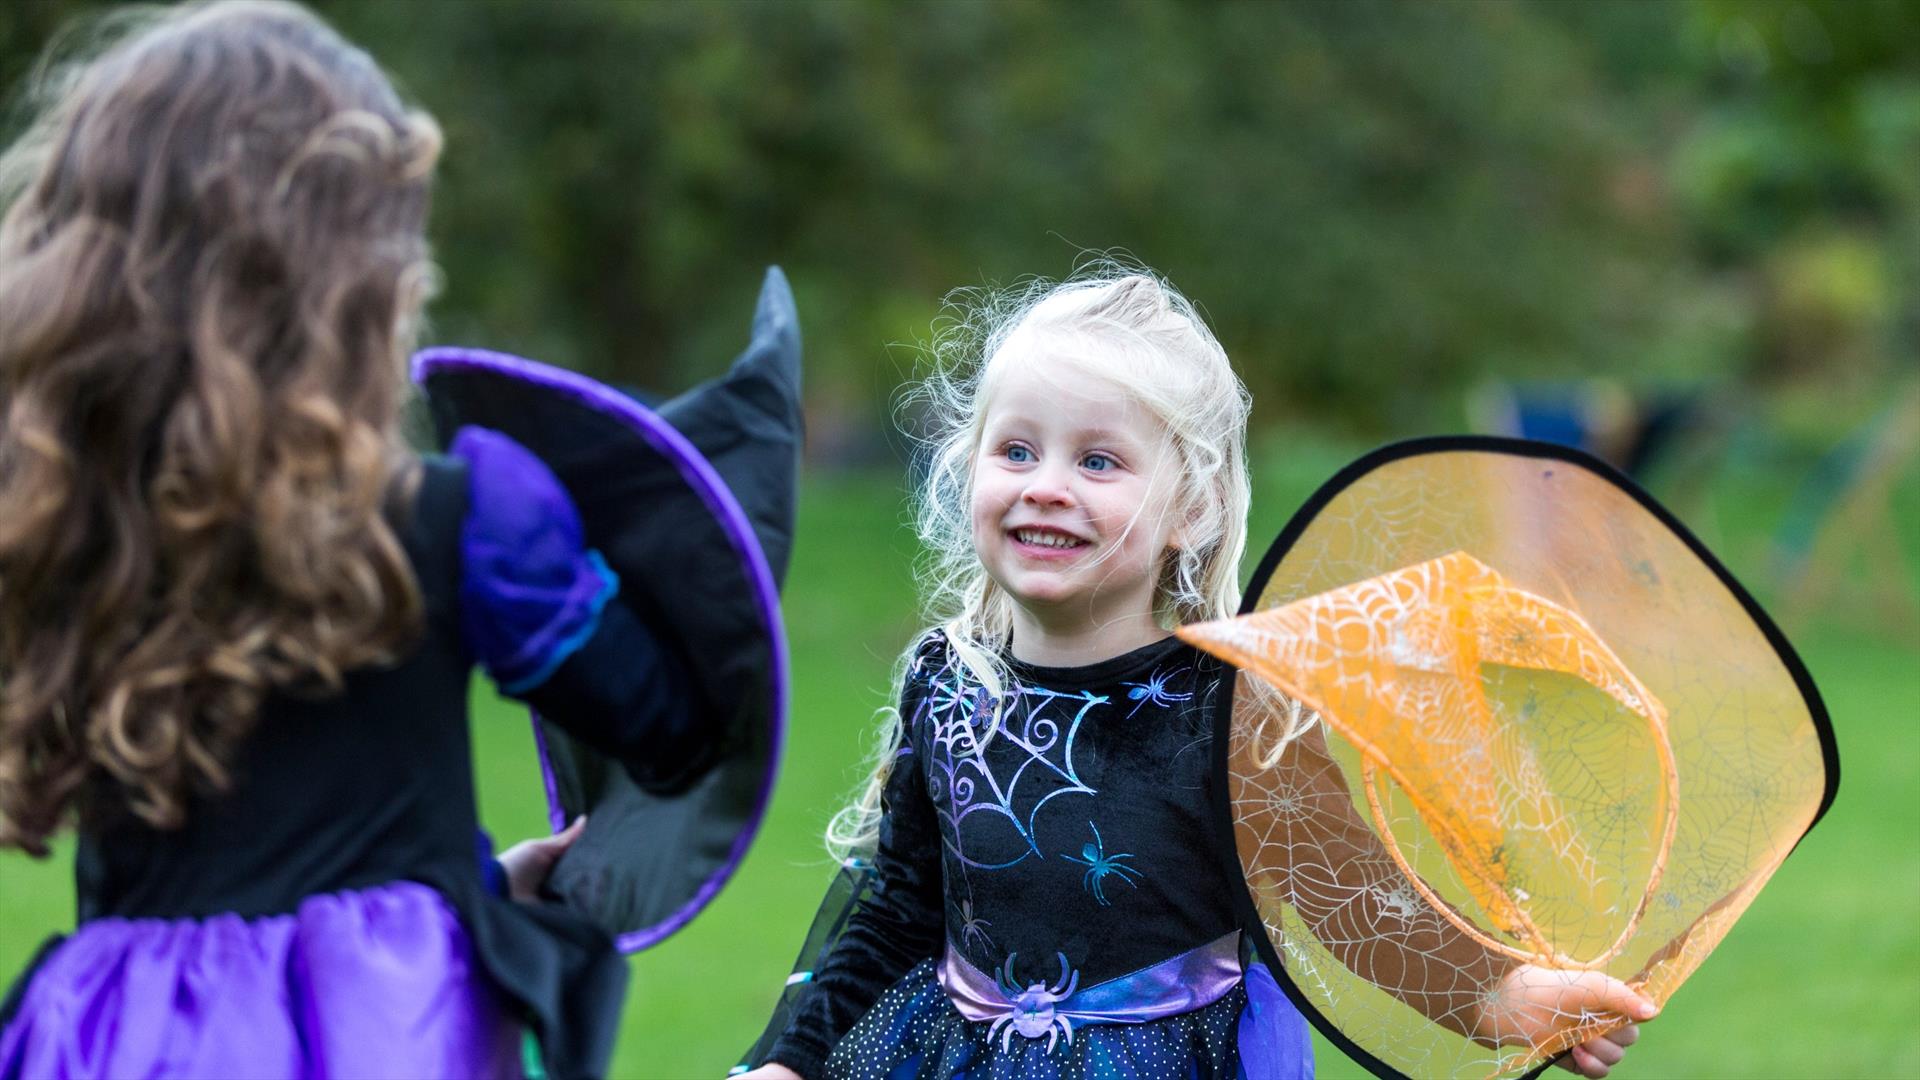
2,0,1913,442
1676,0,1919,394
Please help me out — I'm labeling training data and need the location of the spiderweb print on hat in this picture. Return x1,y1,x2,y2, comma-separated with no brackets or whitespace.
1176,438,1836,1080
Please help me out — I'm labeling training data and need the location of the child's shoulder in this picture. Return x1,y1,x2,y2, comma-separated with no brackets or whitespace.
901,627,955,684
911,626,951,657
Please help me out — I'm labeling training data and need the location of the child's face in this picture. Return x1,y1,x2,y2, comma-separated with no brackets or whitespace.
970,358,1181,634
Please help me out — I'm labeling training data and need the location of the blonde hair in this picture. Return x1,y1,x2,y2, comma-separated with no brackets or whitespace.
0,1,440,854
827,265,1259,859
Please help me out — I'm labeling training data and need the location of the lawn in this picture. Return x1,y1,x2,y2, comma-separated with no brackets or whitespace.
2,436,1915,1079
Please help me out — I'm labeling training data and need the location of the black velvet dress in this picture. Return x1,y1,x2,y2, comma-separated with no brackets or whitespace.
757,632,1312,1079
1,439,707,1080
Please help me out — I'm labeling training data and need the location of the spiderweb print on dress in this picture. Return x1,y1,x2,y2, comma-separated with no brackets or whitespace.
1176,443,1834,1080
913,650,1103,871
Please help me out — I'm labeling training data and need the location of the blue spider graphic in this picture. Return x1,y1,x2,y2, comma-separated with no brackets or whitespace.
1061,821,1142,905
1119,666,1192,718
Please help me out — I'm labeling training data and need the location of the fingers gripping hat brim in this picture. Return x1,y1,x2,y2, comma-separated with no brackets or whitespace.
1178,436,1836,1079
411,268,799,952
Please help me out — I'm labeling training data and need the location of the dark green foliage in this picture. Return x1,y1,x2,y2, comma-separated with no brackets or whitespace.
6,0,1908,435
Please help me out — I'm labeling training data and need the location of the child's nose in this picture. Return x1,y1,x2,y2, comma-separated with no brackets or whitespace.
1020,464,1075,507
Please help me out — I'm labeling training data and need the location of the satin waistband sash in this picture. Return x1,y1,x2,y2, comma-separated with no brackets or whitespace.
937,930,1242,1047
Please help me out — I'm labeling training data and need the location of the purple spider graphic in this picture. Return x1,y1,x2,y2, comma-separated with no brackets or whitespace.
957,898,995,955
989,952,1080,1052
1061,821,1142,905
1119,666,1192,718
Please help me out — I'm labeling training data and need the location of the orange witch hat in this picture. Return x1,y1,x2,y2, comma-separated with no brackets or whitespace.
1182,438,1834,1080
1179,550,1677,970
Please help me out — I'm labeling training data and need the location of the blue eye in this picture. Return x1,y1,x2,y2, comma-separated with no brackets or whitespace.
1082,453,1114,472
1006,445,1034,464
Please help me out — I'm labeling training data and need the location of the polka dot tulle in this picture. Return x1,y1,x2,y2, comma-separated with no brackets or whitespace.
823,960,1247,1079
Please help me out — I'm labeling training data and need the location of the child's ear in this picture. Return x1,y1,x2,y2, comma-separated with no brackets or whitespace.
1168,499,1205,553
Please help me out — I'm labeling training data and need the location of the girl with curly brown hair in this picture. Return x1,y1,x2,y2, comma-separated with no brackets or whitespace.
0,4,735,1076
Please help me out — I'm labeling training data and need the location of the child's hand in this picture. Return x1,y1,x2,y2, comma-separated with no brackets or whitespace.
1556,1022,1640,1078
497,815,586,902
1477,964,1658,1079
733,1066,803,1080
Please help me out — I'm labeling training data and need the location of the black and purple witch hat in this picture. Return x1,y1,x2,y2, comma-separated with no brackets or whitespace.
412,267,800,951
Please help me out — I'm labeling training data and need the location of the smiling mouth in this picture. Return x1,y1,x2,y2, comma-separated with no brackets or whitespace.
1011,528,1089,550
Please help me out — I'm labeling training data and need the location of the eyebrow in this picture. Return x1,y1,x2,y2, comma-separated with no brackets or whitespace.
1076,427,1146,448
990,413,1136,443
986,415,1147,449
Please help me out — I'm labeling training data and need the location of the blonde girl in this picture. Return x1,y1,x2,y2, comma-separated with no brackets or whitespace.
742,268,1651,1079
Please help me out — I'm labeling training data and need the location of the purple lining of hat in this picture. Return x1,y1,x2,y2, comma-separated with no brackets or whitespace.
411,346,787,954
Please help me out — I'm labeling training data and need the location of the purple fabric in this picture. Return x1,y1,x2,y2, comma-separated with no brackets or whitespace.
413,347,788,955
1234,960,1313,1080
527,715,569,835
939,932,1243,1037
452,425,620,694
0,882,518,1080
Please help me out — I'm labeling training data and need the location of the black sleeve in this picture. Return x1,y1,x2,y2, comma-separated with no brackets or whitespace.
766,712,946,1077
508,599,711,795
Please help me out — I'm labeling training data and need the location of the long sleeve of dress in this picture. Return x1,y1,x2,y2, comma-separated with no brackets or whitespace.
451,425,709,794
766,719,947,1078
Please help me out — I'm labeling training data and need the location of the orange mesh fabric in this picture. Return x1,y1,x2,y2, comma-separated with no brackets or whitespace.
1177,445,1831,1079
1184,550,1678,970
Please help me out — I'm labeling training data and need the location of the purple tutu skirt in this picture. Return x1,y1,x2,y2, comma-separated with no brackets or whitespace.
0,881,519,1080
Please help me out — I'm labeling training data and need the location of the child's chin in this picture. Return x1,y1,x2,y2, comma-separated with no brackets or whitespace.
1006,579,1083,609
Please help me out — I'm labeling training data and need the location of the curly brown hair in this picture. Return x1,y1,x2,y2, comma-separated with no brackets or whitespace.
0,1,443,854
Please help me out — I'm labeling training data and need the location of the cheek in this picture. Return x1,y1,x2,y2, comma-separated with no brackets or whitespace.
1092,484,1162,542
969,480,1007,544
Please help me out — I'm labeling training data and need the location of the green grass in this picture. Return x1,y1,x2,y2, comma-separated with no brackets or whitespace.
3,443,1916,1079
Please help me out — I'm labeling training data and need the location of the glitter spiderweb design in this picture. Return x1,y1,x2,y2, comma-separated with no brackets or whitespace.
911,648,1104,871
1178,438,1835,1080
